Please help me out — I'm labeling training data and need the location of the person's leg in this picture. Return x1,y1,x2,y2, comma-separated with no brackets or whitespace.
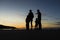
26,23,27,28
26,19,29,30
31,20,33,29
35,23,38,28
39,22,41,30
26,22,29,30
31,21,33,27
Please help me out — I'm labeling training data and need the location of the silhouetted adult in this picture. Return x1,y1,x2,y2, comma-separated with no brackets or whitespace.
26,10,34,30
35,9,42,30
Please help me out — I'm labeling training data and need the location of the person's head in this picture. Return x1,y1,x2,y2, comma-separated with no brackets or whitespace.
29,10,32,12
37,9,40,12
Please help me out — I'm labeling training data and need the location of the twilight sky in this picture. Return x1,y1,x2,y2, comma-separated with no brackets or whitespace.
0,0,60,29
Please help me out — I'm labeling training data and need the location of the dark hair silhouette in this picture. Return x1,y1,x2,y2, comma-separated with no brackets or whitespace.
26,10,34,30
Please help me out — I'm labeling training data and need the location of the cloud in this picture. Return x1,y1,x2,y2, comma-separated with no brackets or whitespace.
54,22,60,25
55,18,60,20
42,19,48,20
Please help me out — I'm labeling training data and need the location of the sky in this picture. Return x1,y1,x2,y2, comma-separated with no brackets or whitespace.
0,0,60,29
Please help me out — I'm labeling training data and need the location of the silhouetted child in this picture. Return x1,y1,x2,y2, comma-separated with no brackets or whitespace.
35,18,39,29
26,15,30,30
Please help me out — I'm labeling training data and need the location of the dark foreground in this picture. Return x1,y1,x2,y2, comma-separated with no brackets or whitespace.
0,29,60,39
0,25,59,39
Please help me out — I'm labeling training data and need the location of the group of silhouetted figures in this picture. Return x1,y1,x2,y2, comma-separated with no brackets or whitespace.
26,9,42,30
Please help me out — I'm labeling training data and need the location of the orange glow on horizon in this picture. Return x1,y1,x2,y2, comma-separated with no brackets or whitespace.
0,19,59,29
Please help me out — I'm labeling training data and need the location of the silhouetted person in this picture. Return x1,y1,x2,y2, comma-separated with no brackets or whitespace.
35,18,39,28
35,9,42,30
26,10,34,30
26,15,30,30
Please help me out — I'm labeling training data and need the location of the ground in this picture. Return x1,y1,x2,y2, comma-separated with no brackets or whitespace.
0,29,59,39
0,25,59,39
